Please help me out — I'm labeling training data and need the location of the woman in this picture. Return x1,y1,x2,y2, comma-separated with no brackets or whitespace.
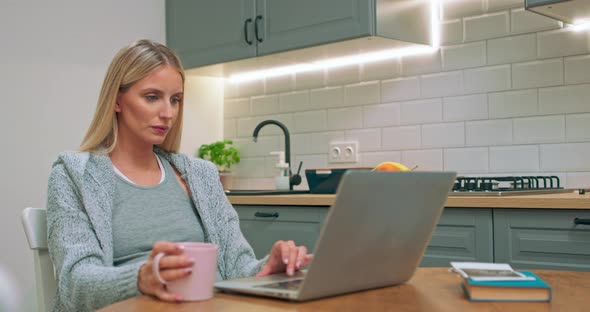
46,39,311,311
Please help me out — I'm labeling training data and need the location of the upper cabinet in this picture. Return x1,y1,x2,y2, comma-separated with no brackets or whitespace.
166,0,433,72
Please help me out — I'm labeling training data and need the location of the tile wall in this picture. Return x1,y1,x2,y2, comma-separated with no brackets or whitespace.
223,0,590,190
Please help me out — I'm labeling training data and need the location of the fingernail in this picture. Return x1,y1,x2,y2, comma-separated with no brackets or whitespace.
283,257,289,264
178,245,185,251
188,258,196,264
296,260,301,268
185,268,192,274
287,268,294,276
176,295,183,301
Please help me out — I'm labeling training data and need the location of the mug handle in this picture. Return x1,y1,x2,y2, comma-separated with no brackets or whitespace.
152,252,167,284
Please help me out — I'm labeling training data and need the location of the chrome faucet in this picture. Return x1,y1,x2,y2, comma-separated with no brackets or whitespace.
252,120,302,190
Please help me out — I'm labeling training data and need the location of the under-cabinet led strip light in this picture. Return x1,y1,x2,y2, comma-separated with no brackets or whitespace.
229,0,441,84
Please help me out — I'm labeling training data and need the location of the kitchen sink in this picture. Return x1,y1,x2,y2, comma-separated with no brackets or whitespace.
224,189,310,196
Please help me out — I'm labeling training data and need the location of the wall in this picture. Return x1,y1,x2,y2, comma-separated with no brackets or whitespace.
0,1,166,311
223,0,590,191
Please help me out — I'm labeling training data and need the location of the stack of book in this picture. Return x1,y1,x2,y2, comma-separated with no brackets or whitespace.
450,262,552,302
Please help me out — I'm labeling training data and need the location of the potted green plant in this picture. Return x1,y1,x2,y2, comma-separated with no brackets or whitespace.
197,139,240,189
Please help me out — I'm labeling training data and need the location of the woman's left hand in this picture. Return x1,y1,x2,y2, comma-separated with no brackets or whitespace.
256,240,313,277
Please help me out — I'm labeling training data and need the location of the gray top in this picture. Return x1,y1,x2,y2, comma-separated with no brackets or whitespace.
46,148,267,312
112,156,205,266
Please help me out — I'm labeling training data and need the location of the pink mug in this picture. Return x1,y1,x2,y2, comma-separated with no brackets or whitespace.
152,242,218,301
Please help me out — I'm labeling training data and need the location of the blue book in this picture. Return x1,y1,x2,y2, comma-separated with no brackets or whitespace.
462,271,552,302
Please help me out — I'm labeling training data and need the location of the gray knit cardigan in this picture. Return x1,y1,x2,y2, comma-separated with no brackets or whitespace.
46,149,266,311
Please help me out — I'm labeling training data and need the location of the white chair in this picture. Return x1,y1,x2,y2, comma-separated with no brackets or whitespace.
22,207,56,312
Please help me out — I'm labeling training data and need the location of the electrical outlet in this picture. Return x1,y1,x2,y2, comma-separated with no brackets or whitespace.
328,141,359,164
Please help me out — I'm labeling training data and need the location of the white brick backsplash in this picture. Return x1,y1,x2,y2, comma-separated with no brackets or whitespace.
565,54,590,84
487,0,522,12
541,143,590,171
566,172,590,188
381,77,420,102
265,74,293,94
514,115,565,144
442,0,484,21
293,131,345,155
443,94,488,121
326,65,360,86
489,145,539,172
538,28,590,59
441,19,463,45
421,71,463,98
487,34,536,65
310,86,343,109
566,113,590,142
401,149,443,171
444,147,489,173
233,157,267,178
539,84,590,114
344,81,380,106
279,90,310,113
382,126,421,150
224,98,250,118
251,95,279,115
511,8,562,35
513,58,564,89
295,154,327,173
401,51,442,76
464,65,511,94
362,103,400,128
291,133,312,155
360,151,401,167
421,122,465,148
293,110,327,133
488,89,538,118
400,98,443,125
224,119,237,138
308,131,346,154
442,41,486,71
362,58,401,81
466,119,513,146
237,115,293,137
224,80,239,99
464,12,510,42
345,128,381,152
327,107,362,130
234,136,280,158
295,70,325,90
236,79,265,98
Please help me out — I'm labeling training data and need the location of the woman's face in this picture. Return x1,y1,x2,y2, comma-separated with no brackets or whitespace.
115,65,183,147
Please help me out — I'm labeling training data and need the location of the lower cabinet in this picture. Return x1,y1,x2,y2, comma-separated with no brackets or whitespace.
420,208,493,267
494,209,590,271
235,205,328,258
234,205,590,271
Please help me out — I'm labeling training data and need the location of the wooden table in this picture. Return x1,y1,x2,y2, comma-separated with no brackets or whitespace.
99,268,590,312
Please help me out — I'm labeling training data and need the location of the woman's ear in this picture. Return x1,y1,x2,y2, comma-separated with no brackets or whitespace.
114,94,122,112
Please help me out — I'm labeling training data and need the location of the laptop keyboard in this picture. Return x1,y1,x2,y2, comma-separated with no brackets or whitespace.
254,278,304,291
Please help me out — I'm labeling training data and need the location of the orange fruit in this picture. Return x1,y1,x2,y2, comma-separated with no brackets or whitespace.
372,162,410,172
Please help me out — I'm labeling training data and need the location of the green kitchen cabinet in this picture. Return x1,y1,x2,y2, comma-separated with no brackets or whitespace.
420,208,494,267
494,209,590,271
166,0,373,69
235,205,329,258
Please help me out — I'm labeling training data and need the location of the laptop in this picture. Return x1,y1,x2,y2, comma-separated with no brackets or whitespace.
215,171,457,301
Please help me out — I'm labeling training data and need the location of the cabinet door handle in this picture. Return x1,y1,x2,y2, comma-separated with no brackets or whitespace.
574,218,590,225
244,18,253,45
254,212,279,218
254,15,263,43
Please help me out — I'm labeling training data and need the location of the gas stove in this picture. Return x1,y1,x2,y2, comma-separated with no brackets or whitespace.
450,175,572,196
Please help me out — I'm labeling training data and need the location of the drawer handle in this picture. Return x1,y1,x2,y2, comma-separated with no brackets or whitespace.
574,218,590,225
244,18,253,45
254,15,263,43
254,212,279,218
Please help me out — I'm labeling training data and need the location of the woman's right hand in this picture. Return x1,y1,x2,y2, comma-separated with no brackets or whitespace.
137,241,194,301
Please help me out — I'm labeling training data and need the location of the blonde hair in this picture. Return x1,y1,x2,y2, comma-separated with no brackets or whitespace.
80,39,185,153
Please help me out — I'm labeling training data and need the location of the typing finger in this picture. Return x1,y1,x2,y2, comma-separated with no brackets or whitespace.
286,241,298,276
295,246,308,269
